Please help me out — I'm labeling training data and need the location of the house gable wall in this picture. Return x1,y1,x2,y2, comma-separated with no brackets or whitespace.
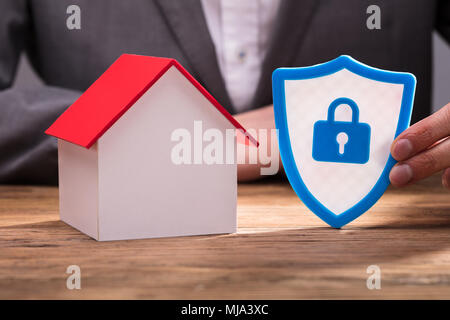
97,66,237,241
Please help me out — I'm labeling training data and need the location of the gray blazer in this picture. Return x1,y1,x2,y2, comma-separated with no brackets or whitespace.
1,0,449,184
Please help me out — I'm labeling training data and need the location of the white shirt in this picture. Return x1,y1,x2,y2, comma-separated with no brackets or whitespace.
201,0,281,112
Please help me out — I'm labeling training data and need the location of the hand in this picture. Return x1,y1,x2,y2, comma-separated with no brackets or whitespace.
234,105,281,182
389,102,450,189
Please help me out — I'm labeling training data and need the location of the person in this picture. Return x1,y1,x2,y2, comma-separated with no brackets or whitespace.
0,0,449,187
390,103,450,189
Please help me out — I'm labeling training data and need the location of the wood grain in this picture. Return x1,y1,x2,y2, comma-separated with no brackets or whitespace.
1,175,450,299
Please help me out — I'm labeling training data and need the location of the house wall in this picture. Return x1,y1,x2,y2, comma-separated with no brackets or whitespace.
97,66,237,241
58,140,99,239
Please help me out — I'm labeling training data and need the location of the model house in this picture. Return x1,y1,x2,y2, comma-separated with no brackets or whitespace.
46,54,256,241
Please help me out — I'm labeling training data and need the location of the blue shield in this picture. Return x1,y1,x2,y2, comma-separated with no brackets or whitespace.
272,55,416,228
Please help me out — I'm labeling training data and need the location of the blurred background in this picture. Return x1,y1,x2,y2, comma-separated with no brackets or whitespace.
433,32,450,112
13,32,449,113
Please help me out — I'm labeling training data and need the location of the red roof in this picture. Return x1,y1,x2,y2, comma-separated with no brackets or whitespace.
46,54,257,148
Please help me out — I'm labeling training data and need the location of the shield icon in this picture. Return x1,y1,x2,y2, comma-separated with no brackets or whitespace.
272,55,416,228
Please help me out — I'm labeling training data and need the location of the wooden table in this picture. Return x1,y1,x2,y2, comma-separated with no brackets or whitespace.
1,174,449,299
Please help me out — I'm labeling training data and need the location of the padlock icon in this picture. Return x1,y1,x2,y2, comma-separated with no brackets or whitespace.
312,97,371,164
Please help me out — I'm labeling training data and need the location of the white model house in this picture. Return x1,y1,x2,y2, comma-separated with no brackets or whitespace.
46,54,256,241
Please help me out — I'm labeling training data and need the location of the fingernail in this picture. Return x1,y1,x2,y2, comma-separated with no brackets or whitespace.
389,164,413,186
443,176,449,189
392,139,413,160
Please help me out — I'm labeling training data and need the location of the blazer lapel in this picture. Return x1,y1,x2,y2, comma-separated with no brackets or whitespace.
252,0,320,108
155,0,234,112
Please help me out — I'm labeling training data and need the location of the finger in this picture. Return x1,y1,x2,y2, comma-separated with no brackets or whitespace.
391,103,450,161
389,137,450,187
442,168,450,190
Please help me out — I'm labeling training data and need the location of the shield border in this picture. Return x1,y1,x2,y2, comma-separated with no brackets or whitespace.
272,55,416,228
